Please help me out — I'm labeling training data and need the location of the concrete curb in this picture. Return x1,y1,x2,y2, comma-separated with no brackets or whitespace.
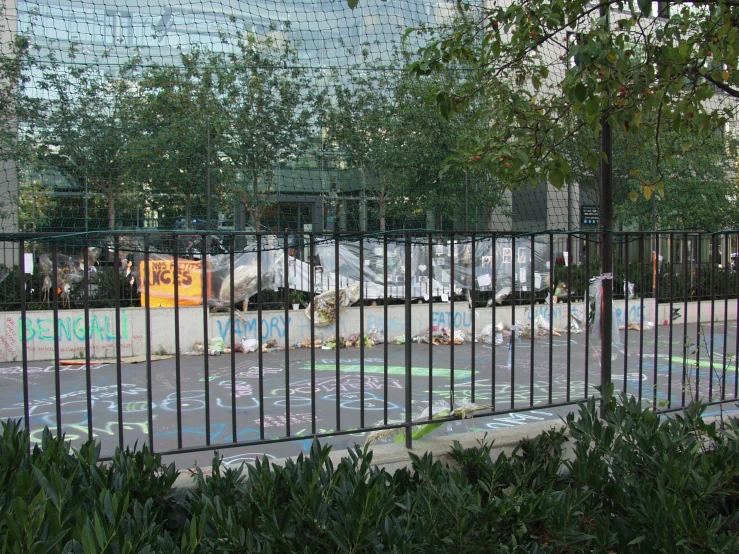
172,419,567,489
172,411,730,489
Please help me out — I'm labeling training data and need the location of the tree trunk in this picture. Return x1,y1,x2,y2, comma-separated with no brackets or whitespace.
378,188,386,232
108,193,116,230
252,173,261,231
254,209,261,233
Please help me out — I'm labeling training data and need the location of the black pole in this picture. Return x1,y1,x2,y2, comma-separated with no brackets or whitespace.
599,3,614,415
206,115,211,230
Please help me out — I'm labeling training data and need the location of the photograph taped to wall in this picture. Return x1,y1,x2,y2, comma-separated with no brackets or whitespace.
503,248,512,264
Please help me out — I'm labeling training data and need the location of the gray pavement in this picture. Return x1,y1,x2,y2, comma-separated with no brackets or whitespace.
0,321,737,469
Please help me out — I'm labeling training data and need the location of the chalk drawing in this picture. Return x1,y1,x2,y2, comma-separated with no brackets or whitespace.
322,392,402,412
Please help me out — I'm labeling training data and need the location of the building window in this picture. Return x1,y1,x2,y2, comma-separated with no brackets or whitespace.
105,11,132,45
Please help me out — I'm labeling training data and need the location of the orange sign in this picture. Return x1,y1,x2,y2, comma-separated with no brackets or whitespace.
139,258,211,307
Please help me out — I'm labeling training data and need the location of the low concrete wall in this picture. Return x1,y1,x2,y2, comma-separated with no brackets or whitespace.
1,297,735,362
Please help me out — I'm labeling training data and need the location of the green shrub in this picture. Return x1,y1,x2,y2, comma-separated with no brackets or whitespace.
0,422,188,553
0,392,738,552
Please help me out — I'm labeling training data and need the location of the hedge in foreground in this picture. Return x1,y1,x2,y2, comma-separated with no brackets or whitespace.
1,390,738,553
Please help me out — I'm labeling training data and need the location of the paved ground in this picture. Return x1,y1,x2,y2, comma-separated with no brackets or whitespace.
0,321,737,469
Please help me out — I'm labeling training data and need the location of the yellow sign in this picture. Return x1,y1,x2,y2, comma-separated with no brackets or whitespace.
139,258,210,307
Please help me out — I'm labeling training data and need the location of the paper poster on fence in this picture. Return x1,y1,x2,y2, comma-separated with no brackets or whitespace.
139,258,211,307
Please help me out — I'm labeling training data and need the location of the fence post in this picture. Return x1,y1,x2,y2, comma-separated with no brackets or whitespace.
19,239,30,435
599,2,613,416
405,233,413,449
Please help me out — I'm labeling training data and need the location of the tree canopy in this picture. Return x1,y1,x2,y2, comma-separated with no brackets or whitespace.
344,0,739,203
566,123,738,230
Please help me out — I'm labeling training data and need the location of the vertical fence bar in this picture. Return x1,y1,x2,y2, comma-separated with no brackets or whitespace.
735,231,739,399
511,235,516,409
638,235,645,403
173,235,183,448
51,244,62,437
20,239,30,433
682,233,689,407
709,234,716,402
471,234,476,404
229,237,236,442
529,235,535,407
491,234,497,411
450,232,456,409
383,234,389,426
284,232,291,437
257,235,264,440
668,234,675,409
548,234,554,405
696,236,702,401
405,233,413,449
144,235,153,449
202,233,211,446
428,233,434,419
734,233,739,398
82,243,92,439
359,236,365,430
624,235,630,393
566,233,572,402
723,233,729,401
652,234,659,409
584,234,591,398
114,237,124,450
310,236,316,435
334,233,341,431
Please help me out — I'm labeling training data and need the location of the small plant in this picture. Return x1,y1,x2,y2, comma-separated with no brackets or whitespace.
288,289,307,307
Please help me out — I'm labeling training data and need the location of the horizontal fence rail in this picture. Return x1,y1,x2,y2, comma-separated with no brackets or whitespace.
0,230,737,459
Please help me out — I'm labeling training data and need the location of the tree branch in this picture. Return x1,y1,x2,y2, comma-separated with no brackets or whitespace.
702,73,739,99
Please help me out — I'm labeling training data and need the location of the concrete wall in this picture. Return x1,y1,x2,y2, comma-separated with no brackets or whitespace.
1,297,736,362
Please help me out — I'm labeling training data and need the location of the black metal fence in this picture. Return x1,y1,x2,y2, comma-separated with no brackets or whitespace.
0,230,736,459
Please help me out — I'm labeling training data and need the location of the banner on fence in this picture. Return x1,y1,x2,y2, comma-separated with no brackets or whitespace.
139,257,210,307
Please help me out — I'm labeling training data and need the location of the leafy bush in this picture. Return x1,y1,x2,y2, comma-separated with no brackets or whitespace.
1,390,738,552
0,422,188,553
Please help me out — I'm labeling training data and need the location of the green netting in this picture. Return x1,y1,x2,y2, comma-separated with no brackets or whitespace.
0,1,735,238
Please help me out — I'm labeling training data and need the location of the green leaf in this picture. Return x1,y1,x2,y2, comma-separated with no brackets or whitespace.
437,92,450,120
81,525,97,554
32,468,59,510
638,0,652,16
94,513,106,548
103,492,115,525
347,0,359,8
549,167,565,189
585,96,600,124
190,514,198,550
574,82,587,103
